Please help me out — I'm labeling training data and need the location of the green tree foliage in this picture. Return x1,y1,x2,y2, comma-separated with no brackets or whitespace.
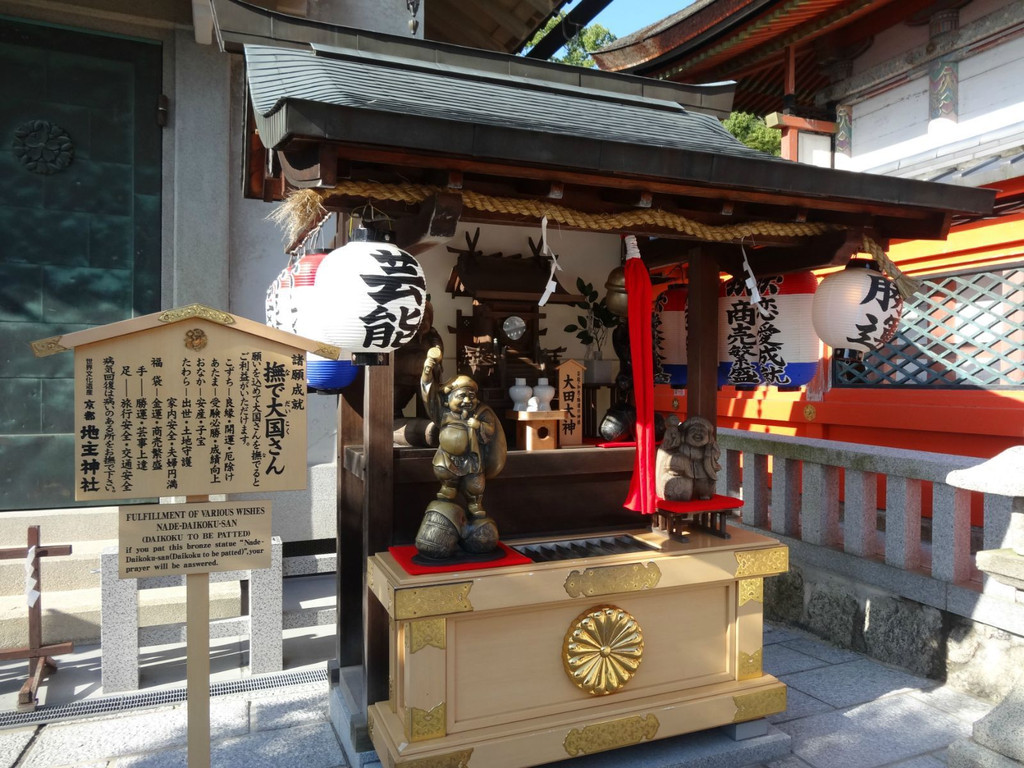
723,112,782,156
526,13,617,68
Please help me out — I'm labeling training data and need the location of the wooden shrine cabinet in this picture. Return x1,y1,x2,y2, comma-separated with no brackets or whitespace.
366,527,788,768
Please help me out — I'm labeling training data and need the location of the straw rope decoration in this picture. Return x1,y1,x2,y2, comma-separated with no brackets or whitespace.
271,183,921,298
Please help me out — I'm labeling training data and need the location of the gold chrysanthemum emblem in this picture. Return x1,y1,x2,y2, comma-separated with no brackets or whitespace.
563,605,644,695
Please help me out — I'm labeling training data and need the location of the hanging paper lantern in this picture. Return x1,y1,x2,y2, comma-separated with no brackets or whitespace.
266,250,359,391
718,277,761,388
753,271,819,388
812,260,903,362
307,240,427,354
659,284,688,387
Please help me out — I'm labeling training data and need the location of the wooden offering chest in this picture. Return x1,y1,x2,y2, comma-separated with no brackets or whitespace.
366,527,788,768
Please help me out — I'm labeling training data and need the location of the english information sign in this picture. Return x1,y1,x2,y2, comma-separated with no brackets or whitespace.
119,500,272,579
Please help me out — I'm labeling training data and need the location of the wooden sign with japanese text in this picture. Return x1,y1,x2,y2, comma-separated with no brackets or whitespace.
557,360,585,447
71,312,311,500
119,500,272,578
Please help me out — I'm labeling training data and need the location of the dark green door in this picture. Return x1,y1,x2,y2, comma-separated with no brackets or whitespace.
0,18,162,510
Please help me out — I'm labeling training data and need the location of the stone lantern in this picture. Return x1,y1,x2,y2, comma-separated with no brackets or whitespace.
945,446,1024,767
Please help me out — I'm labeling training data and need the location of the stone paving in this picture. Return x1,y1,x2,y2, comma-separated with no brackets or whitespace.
743,625,994,768
0,623,995,768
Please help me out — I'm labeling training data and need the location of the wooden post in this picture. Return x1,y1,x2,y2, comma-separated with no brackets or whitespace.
687,249,720,425
0,525,73,710
185,495,211,768
336,367,365,670
363,360,394,707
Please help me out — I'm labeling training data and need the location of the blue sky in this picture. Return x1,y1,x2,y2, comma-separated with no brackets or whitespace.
572,0,693,39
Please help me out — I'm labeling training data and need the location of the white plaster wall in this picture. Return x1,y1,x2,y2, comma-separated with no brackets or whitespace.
840,0,1024,176
843,34,1024,174
958,44,1024,124
846,79,930,164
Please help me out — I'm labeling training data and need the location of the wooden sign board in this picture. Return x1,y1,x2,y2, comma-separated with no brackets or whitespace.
556,360,585,447
119,500,272,578
49,307,333,501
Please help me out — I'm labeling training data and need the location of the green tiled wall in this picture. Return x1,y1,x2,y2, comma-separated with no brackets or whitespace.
0,19,162,510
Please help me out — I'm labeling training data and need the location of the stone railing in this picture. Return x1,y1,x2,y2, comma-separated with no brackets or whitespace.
715,429,1024,641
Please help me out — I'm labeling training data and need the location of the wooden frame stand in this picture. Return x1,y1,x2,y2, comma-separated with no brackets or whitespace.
0,526,73,711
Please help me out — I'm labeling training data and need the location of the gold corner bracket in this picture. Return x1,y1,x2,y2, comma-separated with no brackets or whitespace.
406,618,446,653
409,702,446,742
394,583,473,620
734,548,788,579
733,686,786,722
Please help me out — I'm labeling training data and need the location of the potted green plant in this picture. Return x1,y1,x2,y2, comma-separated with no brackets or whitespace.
564,277,620,381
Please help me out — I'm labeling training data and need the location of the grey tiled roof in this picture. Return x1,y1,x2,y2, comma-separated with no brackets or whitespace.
245,43,772,161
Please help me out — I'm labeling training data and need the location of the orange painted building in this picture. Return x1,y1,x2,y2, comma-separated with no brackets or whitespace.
596,0,1024,524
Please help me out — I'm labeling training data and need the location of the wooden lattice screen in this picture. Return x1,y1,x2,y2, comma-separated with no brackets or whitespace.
834,265,1024,389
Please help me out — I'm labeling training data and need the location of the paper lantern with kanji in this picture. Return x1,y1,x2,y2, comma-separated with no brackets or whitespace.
266,250,359,390
718,277,761,387
309,241,427,355
812,260,903,362
659,284,688,387
753,271,819,388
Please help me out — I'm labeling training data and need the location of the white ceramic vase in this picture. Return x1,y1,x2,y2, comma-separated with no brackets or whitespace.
509,378,532,411
533,377,555,411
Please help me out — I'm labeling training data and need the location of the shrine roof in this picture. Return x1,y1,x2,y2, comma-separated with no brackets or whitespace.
211,0,570,57
589,0,962,118
243,38,993,247
244,42,742,152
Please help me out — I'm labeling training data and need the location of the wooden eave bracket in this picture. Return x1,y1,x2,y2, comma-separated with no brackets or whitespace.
640,229,866,277
277,144,341,189
766,112,838,135
393,193,464,256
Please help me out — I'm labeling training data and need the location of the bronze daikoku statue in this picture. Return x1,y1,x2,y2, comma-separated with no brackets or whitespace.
416,347,507,559
656,415,722,502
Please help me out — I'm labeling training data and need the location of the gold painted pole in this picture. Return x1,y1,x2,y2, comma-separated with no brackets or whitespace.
186,495,211,768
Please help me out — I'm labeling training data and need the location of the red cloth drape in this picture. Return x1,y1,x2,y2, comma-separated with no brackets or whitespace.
622,243,656,516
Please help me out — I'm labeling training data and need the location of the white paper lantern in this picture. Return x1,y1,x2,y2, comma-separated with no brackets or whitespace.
659,284,688,387
266,250,359,390
718,277,761,387
754,271,819,388
266,262,296,333
718,272,821,388
309,240,427,354
812,260,903,362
